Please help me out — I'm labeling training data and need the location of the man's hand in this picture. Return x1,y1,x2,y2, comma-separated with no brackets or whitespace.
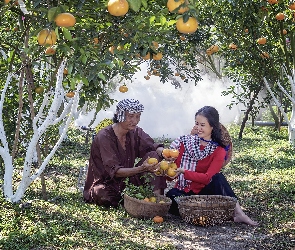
142,158,160,173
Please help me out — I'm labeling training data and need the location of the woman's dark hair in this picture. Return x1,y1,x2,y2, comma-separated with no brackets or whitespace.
195,106,226,148
112,114,119,123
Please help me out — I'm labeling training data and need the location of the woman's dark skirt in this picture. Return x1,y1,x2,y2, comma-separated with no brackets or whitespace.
166,172,237,216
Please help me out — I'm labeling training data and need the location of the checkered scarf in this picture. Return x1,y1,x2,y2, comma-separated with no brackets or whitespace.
116,99,144,122
172,134,218,190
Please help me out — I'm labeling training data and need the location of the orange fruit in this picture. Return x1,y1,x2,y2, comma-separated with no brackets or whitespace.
37,29,57,46
170,149,179,158
210,45,219,53
260,52,270,58
153,216,164,223
66,92,75,98
282,29,287,35
162,148,171,158
229,43,237,50
107,0,129,16
4,0,11,4
119,85,128,93
275,13,285,21
109,46,115,54
267,0,278,4
93,37,99,44
144,75,150,80
149,197,157,202
160,160,169,171
147,158,158,164
153,52,163,60
167,0,189,14
35,86,44,94
143,197,150,202
244,28,249,33
45,47,56,55
142,52,151,60
55,13,76,27
175,72,180,76
176,17,198,34
167,168,177,177
63,68,68,75
206,49,213,56
289,2,295,10
151,41,159,49
257,37,267,45
169,162,178,170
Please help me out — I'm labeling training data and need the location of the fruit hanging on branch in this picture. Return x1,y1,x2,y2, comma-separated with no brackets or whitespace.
66,92,75,98
176,16,198,34
257,37,267,45
35,86,44,94
119,85,128,93
45,47,56,56
55,13,76,27
37,29,57,46
229,43,237,50
107,0,129,17
167,0,189,14
275,12,285,21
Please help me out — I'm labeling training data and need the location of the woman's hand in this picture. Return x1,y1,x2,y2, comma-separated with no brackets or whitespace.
175,168,185,174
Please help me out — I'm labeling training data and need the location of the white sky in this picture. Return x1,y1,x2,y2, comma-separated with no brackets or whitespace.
76,63,242,139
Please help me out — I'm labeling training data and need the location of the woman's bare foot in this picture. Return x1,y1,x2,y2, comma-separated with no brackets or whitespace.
234,202,259,226
234,213,259,226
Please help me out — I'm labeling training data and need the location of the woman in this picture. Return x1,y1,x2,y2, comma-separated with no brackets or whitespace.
166,106,258,226
83,98,166,207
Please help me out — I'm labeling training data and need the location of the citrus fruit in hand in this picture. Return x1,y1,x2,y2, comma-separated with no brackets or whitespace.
162,148,171,158
170,149,179,158
147,158,158,164
169,162,178,170
160,160,169,170
167,168,177,177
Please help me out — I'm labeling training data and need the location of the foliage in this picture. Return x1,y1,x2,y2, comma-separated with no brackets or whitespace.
0,125,294,249
123,175,155,200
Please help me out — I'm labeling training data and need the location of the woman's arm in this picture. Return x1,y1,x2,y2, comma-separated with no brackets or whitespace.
182,147,226,185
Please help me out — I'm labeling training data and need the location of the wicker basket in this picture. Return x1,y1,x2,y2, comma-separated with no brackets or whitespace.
175,195,237,226
123,193,172,219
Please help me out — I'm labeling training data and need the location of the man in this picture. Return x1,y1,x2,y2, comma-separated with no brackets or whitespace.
83,99,167,207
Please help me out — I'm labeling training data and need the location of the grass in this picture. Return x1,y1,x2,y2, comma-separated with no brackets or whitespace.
0,125,294,249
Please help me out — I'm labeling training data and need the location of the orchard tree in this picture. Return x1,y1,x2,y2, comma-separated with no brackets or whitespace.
0,0,212,202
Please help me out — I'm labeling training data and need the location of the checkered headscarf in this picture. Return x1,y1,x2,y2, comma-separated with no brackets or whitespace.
116,99,144,122
170,134,218,190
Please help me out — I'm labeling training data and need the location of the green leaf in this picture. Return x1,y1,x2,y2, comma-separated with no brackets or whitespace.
81,55,87,64
48,7,58,22
62,28,73,41
141,0,147,8
127,0,141,12
160,15,167,26
149,16,156,24
98,73,106,81
81,77,88,86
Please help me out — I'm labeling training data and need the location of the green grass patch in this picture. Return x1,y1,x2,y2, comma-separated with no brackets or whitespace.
0,125,294,249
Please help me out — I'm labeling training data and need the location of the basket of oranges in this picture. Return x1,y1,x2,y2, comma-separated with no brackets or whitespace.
123,176,172,219
175,195,237,227
123,193,172,219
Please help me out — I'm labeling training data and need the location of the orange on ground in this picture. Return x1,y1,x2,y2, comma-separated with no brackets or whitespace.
176,17,198,34
55,13,76,27
143,198,150,202
119,85,128,93
167,0,189,14
37,29,57,46
153,216,164,223
107,0,129,16
149,197,157,203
